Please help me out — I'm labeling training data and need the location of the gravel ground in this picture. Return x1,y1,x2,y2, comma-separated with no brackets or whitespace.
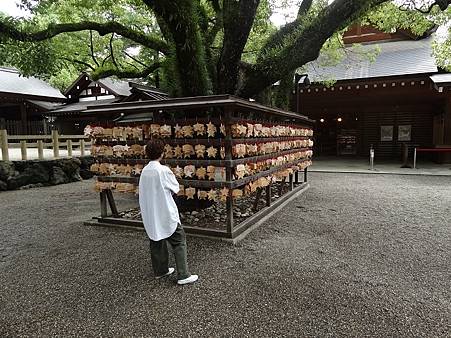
0,173,450,337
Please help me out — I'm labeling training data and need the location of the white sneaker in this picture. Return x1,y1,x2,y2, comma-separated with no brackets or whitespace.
177,274,198,285
155,267,175,279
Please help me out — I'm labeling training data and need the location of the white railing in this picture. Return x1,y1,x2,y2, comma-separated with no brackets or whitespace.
0,129,92,161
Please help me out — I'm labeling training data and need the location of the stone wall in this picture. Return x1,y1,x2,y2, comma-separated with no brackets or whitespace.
0,157,95,191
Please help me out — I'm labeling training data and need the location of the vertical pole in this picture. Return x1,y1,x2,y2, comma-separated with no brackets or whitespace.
20,140,27,160
67,139,73,157
52,130,60,158
294,170,299,184
100,190,108,218
265,184,272,206
413,148,417,169
252,188,263,212
80,139,86,156
106,189,119,217
0,129,9,161
369,145,374,171
37,140,44,160
304,168,308,183
289,173,294,191
20,102,27,134
224,107,234,235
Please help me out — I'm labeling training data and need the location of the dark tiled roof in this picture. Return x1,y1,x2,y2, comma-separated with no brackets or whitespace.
305,36,439,82
27,100,65,110
48,98,120,115
98,78,132,96
0,67,66,100
115,112,153,123
430,73,451,85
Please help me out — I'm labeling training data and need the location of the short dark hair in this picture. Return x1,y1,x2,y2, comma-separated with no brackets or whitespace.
145,139,165,160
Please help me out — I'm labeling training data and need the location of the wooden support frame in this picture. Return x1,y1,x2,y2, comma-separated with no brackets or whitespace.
100,189,120,218
86,95,314,241
100,191,108,217
86,182,310,243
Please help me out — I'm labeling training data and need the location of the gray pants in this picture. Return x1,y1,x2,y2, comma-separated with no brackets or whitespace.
149,224,190,280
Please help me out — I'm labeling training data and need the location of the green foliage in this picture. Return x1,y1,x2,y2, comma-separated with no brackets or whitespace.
242,0,277,64
0,0,160,89
0,0,450,99
361,2,435,36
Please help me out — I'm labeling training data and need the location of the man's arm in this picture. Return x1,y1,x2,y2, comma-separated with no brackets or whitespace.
164,169,180,194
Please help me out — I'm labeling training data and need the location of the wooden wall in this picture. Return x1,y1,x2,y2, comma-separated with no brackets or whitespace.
298,76,447,159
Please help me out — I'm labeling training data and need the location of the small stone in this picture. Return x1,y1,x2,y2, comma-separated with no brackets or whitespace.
194,218,199,222
191,211,199,215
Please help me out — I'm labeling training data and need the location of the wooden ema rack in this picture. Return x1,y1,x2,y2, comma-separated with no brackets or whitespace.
85,95,314,242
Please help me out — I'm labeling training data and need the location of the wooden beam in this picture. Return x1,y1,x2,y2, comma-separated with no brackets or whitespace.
20,102,27,134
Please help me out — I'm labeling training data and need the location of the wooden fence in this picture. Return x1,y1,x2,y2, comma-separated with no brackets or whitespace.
0,129,92,161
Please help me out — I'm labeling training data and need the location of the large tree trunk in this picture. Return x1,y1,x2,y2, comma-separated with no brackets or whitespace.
217,0,260,94
144,0,211,96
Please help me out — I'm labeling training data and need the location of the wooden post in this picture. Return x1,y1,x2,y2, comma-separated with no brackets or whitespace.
265,184,272,207
294,170,299,184
304,168,308,183
252,188,263,212
106,189,119,217
52,130,59,158
80,139,86,156
20,140,27,160
0,129,9,161
67,139,73,157
20,102,27,134
278,177,286,196
289,173,294,191
224,107,234,235
100,190,108,218
37,140,44,160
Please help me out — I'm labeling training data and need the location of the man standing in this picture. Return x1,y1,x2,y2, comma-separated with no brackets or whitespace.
139,139,198,285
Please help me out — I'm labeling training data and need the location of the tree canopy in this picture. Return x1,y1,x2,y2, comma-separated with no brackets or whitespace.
0,0,450,102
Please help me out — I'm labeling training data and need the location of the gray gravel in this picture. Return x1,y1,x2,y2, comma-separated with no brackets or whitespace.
0,173,450,337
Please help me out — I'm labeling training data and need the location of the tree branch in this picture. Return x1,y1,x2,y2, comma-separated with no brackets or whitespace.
0,19,170,54
109,33,119,69
123,50,149,68
60,57,95,71
298,0,314,15
399,0,451,13
91,61,161,80
89,30,100,67
240,0,389,97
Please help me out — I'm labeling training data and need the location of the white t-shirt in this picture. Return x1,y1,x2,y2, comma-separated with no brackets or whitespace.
139,161,180,241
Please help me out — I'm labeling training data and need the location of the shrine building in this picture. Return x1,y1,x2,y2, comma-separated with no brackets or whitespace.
0,67,65,135
298,25,451,161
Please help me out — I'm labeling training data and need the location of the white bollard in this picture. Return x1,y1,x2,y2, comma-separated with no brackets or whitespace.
413,148,417,169
369,147,375,170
